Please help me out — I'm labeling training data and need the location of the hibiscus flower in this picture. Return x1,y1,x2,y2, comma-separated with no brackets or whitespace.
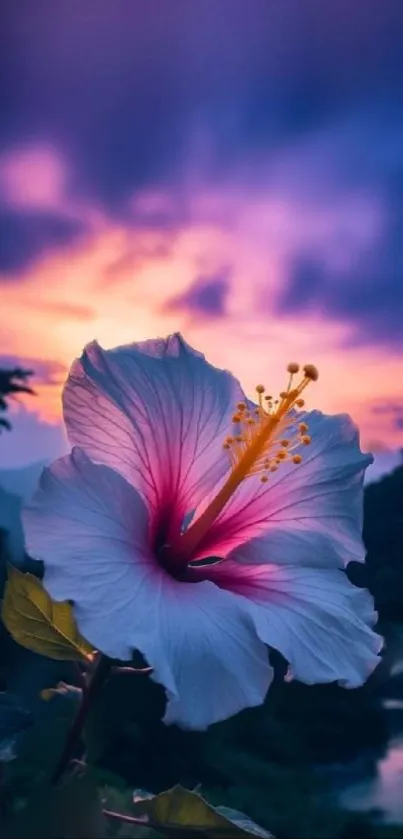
23,334,382,730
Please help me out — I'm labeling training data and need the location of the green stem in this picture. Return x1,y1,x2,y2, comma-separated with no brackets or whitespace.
51,654,111,786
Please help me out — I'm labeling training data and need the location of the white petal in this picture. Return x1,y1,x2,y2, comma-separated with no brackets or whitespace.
191,560,382,688
22,448,153,660
62,333,241,547
23,450,272,729
74,571,272,730
140,578,272,729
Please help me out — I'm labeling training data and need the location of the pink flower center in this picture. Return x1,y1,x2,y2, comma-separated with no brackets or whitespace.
160,362,318,572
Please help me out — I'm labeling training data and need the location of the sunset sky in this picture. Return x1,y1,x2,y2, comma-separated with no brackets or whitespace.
1,0,403,468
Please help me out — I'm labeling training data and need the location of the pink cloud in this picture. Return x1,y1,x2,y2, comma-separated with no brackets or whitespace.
0,145,68,212
0,144,108,238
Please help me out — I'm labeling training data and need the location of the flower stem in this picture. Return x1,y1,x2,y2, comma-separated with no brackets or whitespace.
51,654,111,786
73,660,88,691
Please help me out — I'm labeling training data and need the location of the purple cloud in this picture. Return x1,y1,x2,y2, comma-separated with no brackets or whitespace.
2,0,402,212
0,208,86,275
163,273,230,318
372,402,403,432
275,248,403,350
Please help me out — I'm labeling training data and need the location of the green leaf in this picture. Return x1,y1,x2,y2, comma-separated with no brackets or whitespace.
1,566,94,661
131,785,273,837
0,770,107,838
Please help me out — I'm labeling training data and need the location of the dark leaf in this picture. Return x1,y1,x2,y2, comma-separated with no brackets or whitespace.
2,685,78,794
0,770,107,838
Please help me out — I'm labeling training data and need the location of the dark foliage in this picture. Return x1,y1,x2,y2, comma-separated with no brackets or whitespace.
347,466,403,623
364,466,403,623
0,368,35,431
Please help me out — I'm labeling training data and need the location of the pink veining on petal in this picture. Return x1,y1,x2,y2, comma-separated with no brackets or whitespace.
186,559,286,600
62,333,243,570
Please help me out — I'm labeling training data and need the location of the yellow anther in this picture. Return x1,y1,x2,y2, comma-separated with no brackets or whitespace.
281,439,290,447
276,450,288,460
279,391,289,399
235,434,244,442
287,362,300,374
301,435,311,445
232,414,241,423
261,474,268,483
237,402,247,411
303,364,319,381
264,395,272,401
269,465,278,472
256,384,265,394
296,398,305,408
292,454,302,464
225,436,234,444
247,418,255,425
299,422,309,433
223,442,230,450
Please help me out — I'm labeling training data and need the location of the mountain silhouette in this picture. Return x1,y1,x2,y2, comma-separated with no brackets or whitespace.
0,459,47,501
